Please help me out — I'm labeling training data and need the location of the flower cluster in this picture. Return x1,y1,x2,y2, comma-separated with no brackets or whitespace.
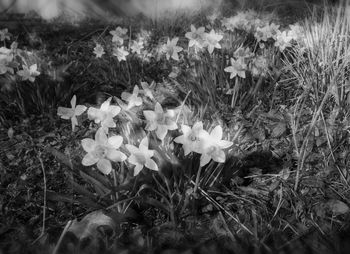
0,40,41,82
185,25,223,54
57,80,232,176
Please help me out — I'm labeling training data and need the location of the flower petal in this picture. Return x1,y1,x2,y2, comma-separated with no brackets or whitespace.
154,102,163,114
156,125,168,140
139,137,149,149
180,124,191,135
200,154,212,167
100,97,112,111
75,105,87,116
109,105,121,117
212,149,226,163
108,135,123,149
133,85,140,95
128,154,139,165
97,159,112,174
145,159,158,171
218,140,233,149
81,138,96,153
106,149,127,162
143,110,157,123
134,97,143,106
126,144,139,154
57,107,74,119
174,135,185,144
95,128,108,144
133,164,143,176
87,107,101,122
101,117,116,128
166,121,178,130
210,125,223,140
82,152,99,166
70,95,76,108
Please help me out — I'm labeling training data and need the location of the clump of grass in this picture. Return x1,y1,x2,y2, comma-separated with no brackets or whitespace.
283,0,350,190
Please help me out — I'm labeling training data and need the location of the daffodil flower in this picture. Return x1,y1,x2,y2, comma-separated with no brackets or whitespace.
143,102,178,140
274,31,293,52
0,28,10,41
140,81,155,100
163,37,183,61
125,137,158,176
0,46,14,75
185,25,205,49
81,128,127,175
93,43,105,58
174,121,210,156
224,58,247,79
203,29,223,54
110,27,128,46
121,85,143,109
17,64,40,82
57,95,87,131
87,97,121,129
113,46,129,62
130,40,144,55
199,125,233,167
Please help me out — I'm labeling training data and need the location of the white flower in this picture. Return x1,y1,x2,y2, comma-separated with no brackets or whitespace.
81,128,127,175
110,26,128,46
254,23,280,42
143,102,178,140
130,40,144,55
140,81,155,100
203,29,223,54
174,121,210,156
200,125,233,167
113,46,129,62
93,43,105,58
126,137,158,176
121,85,143,110
288,23,303,42
0,46,14,75
87,97,121,129
185,25,205,49
0,28,10,41
17,64,40,82
275,30,293,52
224,58,247,79
57,95,87,131
162,37,183,61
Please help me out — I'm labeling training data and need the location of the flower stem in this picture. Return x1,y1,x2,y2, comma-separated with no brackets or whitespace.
193,165,203,194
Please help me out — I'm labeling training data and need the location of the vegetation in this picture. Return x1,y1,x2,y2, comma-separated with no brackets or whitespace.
0,0,350,253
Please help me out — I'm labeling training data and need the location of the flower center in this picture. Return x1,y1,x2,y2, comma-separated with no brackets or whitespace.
94,145,107,159
135,152,147,165
189,133,198,142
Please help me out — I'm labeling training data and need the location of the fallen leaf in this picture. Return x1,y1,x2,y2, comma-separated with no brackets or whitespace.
67,210,116,241
326,199,349,215
7,127,14,139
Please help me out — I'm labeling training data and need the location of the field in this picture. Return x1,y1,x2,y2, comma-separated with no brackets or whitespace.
0,0,350,253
